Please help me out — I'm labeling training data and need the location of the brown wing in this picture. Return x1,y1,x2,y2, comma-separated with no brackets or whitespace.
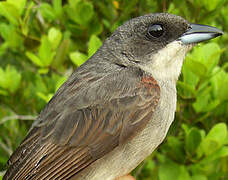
4,65,160,180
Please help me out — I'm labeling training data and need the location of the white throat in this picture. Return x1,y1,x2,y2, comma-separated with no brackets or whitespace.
139,41,192,83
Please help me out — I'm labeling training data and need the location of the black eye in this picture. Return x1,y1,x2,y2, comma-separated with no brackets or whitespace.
147,24,164,38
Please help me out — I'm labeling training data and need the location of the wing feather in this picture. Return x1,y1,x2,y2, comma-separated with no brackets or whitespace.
4,66,160,180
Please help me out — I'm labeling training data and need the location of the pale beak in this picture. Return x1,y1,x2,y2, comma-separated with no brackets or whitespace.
179,24,223,44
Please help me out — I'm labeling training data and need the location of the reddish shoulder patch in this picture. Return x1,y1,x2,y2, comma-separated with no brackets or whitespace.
141,76,160,91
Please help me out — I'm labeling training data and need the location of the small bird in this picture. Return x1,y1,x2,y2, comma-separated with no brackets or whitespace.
3,13,223,180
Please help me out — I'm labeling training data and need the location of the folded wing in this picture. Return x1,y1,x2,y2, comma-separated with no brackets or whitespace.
4,65,160,180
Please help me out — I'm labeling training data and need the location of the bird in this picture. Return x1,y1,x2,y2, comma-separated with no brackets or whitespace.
3,13,223,180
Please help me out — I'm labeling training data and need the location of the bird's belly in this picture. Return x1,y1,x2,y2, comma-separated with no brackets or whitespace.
72,85,176,180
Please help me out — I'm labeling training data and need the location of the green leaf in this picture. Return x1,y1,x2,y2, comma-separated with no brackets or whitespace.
0,23,23,48
35,74,48,93
199,123,227,156
159,161,190,180
52,39,70,70
76,1,94,25
185,57,207,77
48,27,62,50
182,60,199,88
68,0,80,7
5,66,22,93
0,23,10,41
0,2,20,25
159,161,180,180
179,166,191,180
202,0,222,11
190,43,222,74
55,76,67,91
193,87,212,113
40,3,56,21
179,61,199,98
205,99,220,112
200,146,228,164
38,68,49,74
0,66,21,94
88,35,102,57
53,0,63,17
7,0,26,15
192,174,207,180
38,36,56,67
177,81,196,99
144,159,155,170
20,1,33,36
26,51,43,67
68,1,94,25
185,128,202,155
167,136,185,162
36,92,53,103
70,52,88,66
88,17,103,35
211,67,228,101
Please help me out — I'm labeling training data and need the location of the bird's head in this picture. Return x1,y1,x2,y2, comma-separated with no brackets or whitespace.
102,13,223,82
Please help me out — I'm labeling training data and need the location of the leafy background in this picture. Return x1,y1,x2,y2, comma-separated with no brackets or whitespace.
0,0,227,179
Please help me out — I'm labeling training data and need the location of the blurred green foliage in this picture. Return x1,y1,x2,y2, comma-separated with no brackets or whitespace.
0,0,227,179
